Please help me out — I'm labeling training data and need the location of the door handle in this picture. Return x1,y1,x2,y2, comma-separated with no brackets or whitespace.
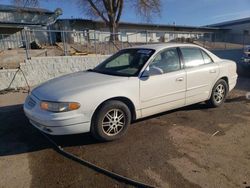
176,77,184,81
210,69,216,73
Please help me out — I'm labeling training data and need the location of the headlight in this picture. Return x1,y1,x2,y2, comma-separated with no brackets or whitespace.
40,101,80,112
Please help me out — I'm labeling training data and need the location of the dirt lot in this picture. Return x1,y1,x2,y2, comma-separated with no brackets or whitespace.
0,77,250,188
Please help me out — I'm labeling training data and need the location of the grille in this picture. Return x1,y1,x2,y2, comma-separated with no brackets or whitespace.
27,96,36,108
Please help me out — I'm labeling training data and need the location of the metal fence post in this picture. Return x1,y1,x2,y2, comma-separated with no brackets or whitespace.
136,32,138,43
1,34,5,50
62,31,67,56
243,32,246,48
224,34,227,49
23,28,30,59
49,26,53,45
94,30,97,55
203,33,205,48
81,31,84,45
121,33,123,49
109,35,111,55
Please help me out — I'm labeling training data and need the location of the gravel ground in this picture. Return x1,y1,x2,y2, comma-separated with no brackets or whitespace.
0,77,250,188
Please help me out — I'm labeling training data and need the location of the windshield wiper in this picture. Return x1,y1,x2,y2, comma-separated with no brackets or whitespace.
87,69,131,77
87,69,98,73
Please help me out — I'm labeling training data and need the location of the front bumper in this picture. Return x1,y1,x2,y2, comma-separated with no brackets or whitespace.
23,94,91,135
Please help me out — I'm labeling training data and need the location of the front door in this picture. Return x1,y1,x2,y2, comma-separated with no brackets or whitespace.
140,48,186,117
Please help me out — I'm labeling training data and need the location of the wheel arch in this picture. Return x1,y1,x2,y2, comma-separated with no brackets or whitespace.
208,76,229,99
220,76,229,86
217,76,229,93
91,96,137,123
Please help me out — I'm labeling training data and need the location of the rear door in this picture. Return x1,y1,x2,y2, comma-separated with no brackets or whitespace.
180,47,219,105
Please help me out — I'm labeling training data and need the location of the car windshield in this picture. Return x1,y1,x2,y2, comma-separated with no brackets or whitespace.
92,48,155,76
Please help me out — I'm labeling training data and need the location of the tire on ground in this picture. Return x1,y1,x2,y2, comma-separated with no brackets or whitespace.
206,79,228,108
91,100,131,141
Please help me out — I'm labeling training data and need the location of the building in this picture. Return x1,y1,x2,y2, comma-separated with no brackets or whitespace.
55,19,223,44
1,3,249,51
0,4,62,49
208,17,250,44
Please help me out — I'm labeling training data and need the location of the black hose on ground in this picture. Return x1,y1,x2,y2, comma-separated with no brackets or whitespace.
11,65,153,187
40,131,155,188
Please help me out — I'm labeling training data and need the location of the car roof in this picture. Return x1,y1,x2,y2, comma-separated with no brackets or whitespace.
127,42,221,62
129,43,202,51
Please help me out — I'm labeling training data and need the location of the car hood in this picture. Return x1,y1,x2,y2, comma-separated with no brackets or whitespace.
32,71,128,101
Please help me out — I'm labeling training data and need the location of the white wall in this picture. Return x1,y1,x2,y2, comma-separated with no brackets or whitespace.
69,29,202,44
0,55,109,91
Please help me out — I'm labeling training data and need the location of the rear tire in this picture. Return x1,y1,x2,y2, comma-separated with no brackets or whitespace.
206,79,228,108
91,100,131,141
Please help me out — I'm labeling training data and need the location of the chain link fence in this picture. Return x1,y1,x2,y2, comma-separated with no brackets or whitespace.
0,28,247,68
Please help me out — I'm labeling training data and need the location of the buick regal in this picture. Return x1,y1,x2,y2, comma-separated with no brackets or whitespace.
24,43,237,141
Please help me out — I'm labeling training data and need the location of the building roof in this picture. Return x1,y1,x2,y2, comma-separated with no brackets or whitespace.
0,21,41,28
57,19,225,33
0,5,62,27
0,4,54,14
208,17,250,27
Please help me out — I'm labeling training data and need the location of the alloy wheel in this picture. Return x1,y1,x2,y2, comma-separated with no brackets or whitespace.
101,109,125,136
214,83,225,103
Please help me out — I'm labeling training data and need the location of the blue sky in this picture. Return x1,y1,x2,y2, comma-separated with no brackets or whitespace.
1,0,250,26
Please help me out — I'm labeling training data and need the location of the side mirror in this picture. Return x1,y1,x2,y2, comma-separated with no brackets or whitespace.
141,67,150,78
141,66,163,78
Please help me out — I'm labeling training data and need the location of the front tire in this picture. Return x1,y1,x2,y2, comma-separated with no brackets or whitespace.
207,79,228,107
91,100,131,141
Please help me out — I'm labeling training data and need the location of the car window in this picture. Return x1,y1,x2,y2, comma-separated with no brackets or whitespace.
93,48,155,76
149,48,181,74
181,47,204,68
201,50,213,64
105,53,130,68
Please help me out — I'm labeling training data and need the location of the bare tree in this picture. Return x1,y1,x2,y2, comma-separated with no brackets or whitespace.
134,0,161,22
13,0,162,41
79,0,161,41
12,0,40,7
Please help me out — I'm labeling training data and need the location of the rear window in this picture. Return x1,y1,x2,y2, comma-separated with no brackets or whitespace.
201,50,213,64
180,47,204,68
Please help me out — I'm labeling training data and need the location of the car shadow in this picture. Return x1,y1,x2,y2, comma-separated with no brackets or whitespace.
1,102,209,157
133,102,209,124
0,90,248,157
226,96,249,103
0,104,99,157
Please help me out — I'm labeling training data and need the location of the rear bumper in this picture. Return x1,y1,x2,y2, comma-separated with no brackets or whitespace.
229,75,238,92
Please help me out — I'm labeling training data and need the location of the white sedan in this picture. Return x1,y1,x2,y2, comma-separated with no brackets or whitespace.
24,43,238,141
